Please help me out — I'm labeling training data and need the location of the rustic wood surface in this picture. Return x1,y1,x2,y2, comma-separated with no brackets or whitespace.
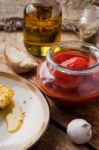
0,31,99,150
32,124,88,150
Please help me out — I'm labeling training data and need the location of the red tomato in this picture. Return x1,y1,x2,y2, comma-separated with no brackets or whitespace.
53,70,78,89
54,52,76,64
61,57,88,70
53,56,88,88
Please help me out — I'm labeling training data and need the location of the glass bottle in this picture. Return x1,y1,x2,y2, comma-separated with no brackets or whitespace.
79,5,99,47
23,0,62,57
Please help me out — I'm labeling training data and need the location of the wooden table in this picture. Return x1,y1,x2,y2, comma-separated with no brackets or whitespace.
0,31,99,150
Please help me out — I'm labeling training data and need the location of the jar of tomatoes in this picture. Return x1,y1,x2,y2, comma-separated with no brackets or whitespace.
36,41,99,105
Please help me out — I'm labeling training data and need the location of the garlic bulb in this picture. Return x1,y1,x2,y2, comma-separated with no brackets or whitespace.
67,119,92,144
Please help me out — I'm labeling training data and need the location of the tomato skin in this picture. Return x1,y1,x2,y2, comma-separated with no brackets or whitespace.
53,55,88,88
54,51,97,70
53,70,74,88
61,57,87,70
54,52,76,64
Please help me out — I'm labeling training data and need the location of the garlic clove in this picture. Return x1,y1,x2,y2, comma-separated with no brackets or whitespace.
67,119,92,144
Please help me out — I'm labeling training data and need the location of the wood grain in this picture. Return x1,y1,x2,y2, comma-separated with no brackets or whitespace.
31,124,89,150
0,32,79,51
47,98,99,149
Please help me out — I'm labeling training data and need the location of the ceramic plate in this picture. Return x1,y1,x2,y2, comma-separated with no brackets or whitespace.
0,72,50,150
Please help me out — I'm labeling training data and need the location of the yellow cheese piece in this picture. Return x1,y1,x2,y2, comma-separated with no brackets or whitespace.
0,84,14,108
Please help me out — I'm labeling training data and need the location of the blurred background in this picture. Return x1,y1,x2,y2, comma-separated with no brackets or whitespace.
0,0,98,32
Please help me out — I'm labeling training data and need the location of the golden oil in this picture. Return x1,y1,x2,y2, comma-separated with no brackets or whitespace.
23,2,62,56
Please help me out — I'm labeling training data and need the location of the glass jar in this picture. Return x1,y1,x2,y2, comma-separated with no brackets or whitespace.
36,41,99,105
79,5,99,46
23,0,62,57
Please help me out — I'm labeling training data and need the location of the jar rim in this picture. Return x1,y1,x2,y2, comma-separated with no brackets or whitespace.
46,40,99,75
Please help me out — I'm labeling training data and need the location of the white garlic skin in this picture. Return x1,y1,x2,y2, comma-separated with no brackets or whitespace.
67,119,92,144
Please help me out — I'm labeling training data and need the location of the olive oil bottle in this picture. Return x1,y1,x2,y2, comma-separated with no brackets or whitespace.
23,0,62,56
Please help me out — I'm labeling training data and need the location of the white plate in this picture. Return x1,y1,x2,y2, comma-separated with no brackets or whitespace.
0,72,50,150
